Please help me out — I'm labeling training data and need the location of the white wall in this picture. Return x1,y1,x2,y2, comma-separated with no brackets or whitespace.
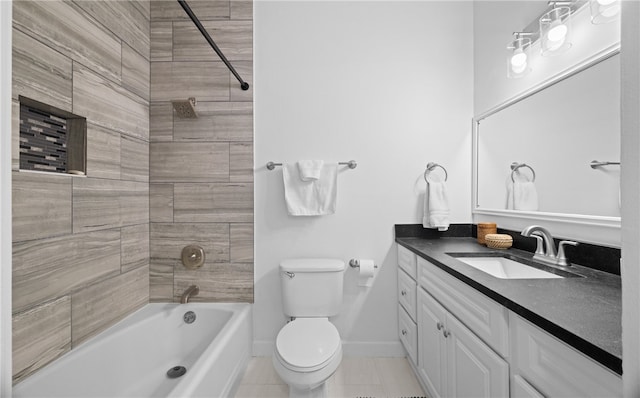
620,2,640,394
254,1,473,355
0,1,12,395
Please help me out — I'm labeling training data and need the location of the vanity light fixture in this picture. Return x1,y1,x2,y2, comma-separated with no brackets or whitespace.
589,0,620,24
540,2,573,56
507,33,532,79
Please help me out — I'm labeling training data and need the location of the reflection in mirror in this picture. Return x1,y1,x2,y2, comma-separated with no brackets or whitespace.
475,52,620,218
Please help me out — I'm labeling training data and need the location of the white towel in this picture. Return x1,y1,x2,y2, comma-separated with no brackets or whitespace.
506,175,538,211
422,174,450,231
297,160,324,181
282,162,338,216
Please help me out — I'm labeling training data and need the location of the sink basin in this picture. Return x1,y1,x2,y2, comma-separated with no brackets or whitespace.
453,256,564,279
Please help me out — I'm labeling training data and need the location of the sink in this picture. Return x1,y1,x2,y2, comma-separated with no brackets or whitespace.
450,254,566,279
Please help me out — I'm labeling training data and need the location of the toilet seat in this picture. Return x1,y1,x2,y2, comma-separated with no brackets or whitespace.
275,318,341,372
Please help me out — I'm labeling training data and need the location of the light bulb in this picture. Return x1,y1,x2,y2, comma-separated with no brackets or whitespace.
510,49,527,68
597,0,616,5
547,20,568,42
599,3,620,18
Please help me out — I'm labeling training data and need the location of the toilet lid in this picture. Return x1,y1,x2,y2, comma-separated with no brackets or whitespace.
276,319,340,369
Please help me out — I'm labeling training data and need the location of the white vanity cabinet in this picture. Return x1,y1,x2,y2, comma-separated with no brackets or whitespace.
397,245,418,365
417,261,509,398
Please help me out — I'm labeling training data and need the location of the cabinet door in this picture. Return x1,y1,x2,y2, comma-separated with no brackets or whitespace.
511,375,544,398
417,289,447,398
445,314,509,398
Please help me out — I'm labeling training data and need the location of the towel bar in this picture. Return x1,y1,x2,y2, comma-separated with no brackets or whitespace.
590,160,620,169
266,160,357,170
510,162,536,182
424,162,448,183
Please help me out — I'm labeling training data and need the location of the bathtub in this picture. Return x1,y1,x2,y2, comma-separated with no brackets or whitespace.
13,303,252,398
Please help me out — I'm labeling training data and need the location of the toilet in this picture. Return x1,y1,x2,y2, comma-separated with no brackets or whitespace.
273,258,345,398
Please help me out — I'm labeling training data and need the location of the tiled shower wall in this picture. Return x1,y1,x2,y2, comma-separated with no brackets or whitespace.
11,0,150,383
149,1,254,302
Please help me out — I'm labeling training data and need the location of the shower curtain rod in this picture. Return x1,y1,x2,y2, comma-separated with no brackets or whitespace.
177,0,250,91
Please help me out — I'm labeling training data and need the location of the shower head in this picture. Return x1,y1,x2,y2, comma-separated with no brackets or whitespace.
171,97,197,118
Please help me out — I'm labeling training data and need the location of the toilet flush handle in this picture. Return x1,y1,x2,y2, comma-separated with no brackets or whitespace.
285,271,295,278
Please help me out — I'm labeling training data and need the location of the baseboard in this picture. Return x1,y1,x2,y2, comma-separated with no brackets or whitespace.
253,340,405,358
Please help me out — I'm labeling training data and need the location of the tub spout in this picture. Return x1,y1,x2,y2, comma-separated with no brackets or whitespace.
181,285,200,304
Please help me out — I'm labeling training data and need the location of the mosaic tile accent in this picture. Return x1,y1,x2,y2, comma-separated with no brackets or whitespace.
19,104,68,173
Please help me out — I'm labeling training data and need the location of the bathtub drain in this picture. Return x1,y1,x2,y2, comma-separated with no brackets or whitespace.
167,366,187,378
184,311,196,324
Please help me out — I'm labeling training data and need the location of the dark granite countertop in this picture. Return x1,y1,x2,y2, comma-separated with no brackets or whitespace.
396,236,622,375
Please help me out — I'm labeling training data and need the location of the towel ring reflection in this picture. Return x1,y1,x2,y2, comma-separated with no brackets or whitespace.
510,162,536,183
424,162,448,183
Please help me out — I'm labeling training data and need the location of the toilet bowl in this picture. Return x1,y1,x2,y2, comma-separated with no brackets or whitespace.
273,318,342,398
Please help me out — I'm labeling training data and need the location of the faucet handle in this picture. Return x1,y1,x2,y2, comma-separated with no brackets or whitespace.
530,233,546,256
557,240,579,267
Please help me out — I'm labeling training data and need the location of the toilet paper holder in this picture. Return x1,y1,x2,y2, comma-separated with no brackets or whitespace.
349,259,378,269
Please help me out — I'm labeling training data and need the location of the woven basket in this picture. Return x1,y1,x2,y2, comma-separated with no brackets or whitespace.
484,234,513,249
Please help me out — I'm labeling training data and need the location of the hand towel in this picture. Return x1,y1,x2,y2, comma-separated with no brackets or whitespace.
297,160,324,181
283,162,338,216
423,174,450,231
506,174,538,211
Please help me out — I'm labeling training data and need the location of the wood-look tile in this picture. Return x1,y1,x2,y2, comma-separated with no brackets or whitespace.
230,223,253,263
13,229,121,313
121,223,150,273
12,29,73,111
150,61,229,102
73,64,149,141
72,178,121,232
12,296,71,383
174,263,253,303
150,184,174,222
86,123,121,180
173,102,252,142
75,0,150,61
12,99,20,170
12,171,72,242
173,20,252,62
133,0,151,21
13,0,121,82
71,267,148,346
230,143,253,183
150,142,230,183
150,259,174,302
118,180,150,227
150,222,230,266
231,0,253,20
122,43,151,101
151,21,172,62
150,0,229,21
150,102,173,142
73,178,148,233
174,183,253,223
230,61,253,102
121,135,149,183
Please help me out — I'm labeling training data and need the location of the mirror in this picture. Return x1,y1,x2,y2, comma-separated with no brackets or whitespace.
474,50,620,220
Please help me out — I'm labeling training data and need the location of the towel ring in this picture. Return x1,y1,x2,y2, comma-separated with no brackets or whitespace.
424,162,448,183
510,162,536,183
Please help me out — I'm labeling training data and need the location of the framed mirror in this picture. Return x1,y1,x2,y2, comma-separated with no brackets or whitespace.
472,46,621,241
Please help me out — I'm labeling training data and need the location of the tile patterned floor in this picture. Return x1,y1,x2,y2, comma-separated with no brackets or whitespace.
233,357,429,398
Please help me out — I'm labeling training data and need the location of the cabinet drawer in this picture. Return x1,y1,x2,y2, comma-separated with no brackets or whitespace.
398,269,417,322
417,257,509,357
398,304,418,365
510,313,622,398
397,245,417,279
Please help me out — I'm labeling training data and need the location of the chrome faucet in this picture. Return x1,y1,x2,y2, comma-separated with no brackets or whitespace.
180,285,200,304
521,225,578,267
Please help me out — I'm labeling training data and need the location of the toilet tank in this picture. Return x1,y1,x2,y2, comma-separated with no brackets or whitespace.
279,258,345,318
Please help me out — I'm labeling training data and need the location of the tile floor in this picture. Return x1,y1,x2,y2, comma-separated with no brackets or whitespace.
233,357,429,398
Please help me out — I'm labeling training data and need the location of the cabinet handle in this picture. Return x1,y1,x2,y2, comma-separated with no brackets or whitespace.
401,290,407,296
436,322,443,330
443,329,450,338
401,329,407,336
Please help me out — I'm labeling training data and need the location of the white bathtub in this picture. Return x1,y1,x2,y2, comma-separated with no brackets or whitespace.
13,303,252,398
